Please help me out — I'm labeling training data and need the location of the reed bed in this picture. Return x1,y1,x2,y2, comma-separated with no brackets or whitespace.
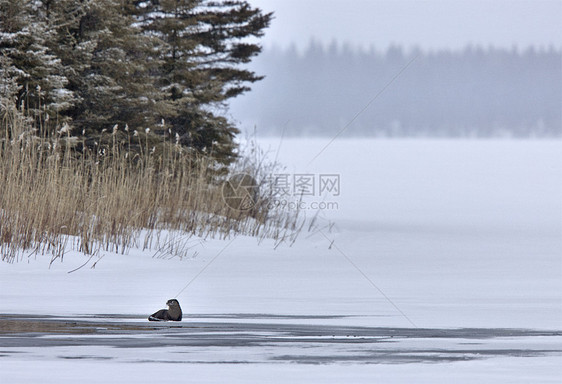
0,100,301,263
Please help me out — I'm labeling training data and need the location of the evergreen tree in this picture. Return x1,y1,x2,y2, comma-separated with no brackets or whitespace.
1,0,271,162
131,0,272,163
0,0,74,133
41,0,159,133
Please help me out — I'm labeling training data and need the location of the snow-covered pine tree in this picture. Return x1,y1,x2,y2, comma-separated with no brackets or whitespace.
41,0,159,133
2,0,271,164
130,0,272,165
0,0,74,135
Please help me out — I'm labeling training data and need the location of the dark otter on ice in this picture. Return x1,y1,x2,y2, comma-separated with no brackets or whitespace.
148,299,182,321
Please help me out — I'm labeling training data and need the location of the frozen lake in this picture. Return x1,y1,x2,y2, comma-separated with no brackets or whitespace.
1,139,561,383
1,314,560,364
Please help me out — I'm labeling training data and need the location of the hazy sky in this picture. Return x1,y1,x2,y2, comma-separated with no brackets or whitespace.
247,0,562,51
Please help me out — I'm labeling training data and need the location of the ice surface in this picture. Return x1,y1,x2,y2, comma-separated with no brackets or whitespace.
1,139,561,383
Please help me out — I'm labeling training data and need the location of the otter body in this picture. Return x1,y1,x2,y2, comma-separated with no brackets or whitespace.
148,299,182,321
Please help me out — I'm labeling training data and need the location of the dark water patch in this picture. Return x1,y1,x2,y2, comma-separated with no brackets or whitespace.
273,349,561,365
1,315,561,340
58,355,113,361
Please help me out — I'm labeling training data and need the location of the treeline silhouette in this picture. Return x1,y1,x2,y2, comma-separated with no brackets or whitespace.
230,42,561,137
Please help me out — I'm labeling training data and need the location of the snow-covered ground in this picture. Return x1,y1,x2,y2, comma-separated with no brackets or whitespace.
1,139,561,383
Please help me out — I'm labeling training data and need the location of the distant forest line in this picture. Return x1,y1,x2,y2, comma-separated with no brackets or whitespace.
230,43,561,137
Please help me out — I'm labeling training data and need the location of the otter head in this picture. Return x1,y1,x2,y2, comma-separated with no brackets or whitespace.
166,299,180,308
